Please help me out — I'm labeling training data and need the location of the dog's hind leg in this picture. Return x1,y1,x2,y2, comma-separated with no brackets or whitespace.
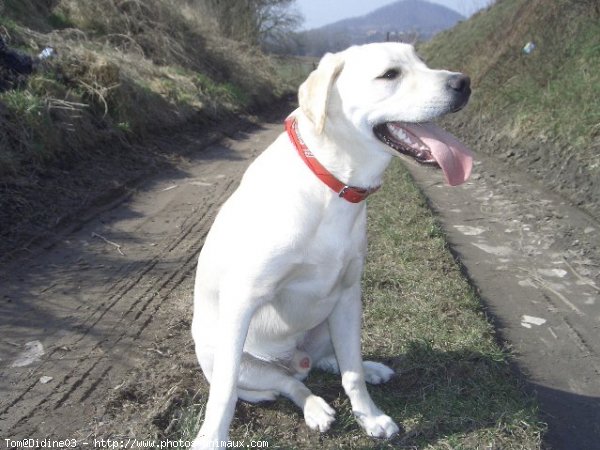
316,357,394,385
237,388,278,403
305,321,395,385
237,352,336,432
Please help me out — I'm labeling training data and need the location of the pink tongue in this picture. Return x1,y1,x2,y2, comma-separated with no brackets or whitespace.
403,122,473,186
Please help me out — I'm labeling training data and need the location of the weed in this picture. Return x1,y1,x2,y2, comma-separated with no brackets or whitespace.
1,90,43,117
48,12,75,29
116,121,131,133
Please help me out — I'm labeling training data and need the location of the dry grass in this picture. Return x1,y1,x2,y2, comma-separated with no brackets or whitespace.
0,0,289,177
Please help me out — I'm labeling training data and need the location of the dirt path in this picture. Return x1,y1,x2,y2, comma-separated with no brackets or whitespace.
1,116,599,449
406,155,600,450
0,120,283,444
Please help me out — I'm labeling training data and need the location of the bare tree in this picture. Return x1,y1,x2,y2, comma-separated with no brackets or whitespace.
201,0,302,45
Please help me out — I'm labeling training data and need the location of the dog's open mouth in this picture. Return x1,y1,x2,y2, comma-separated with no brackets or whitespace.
374,122,437,165
374,121,474,186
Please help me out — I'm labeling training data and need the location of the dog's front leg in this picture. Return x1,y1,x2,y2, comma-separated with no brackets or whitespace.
192,296,257,450
328,285,400,439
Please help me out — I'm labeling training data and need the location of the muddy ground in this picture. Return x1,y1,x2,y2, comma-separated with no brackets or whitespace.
406,154,600,450
1,109,599,449
440,114,600,225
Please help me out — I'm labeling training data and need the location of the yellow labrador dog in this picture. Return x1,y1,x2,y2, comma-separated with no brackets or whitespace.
192,42,472,449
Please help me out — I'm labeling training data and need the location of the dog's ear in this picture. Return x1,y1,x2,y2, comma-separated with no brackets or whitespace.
298,52,345,134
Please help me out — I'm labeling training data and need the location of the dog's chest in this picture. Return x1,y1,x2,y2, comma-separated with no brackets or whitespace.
302,237,360,290
277,207,367,315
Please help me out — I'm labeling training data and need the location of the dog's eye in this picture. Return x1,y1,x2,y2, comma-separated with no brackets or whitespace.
378,69,400,80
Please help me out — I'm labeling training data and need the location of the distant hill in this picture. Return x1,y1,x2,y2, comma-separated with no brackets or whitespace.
292,0,464,56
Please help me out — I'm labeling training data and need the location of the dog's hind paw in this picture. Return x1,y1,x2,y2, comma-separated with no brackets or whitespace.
363,361,395,384
303,394,336,432
356,411,400,439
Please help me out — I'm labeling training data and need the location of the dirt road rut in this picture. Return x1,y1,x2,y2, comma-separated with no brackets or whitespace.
407,155,600,450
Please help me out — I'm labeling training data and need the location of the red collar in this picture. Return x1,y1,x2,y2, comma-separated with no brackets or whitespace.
285,117,380,203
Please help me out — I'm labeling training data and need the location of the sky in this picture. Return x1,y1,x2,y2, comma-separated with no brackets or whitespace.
295,0,494,30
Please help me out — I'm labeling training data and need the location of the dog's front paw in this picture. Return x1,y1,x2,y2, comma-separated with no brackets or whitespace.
363,361,395,385
303,394,336,432
355,411,400,439
192,428,226,450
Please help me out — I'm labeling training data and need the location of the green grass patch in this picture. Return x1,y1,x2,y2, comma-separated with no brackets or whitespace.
48,11,76,29
193,72,251,108
165,160,544,449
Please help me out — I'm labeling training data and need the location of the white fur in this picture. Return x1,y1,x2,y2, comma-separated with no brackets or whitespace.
191,43,466,449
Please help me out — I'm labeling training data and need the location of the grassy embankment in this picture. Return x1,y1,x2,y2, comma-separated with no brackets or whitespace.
421,0,600,217
0,0,277,174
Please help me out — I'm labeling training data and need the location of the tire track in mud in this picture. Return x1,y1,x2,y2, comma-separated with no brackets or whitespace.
0,124,282,439
1,170,238,435
406,154,600,450
56,183,234,405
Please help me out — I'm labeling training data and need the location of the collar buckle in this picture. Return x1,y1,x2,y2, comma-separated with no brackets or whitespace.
285,117,381,204
338,186,350,198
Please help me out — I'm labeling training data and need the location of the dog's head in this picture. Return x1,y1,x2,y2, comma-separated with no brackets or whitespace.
298,42,473,186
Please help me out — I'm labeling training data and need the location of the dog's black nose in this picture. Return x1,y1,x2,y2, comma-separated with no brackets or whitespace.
447,74,471,94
